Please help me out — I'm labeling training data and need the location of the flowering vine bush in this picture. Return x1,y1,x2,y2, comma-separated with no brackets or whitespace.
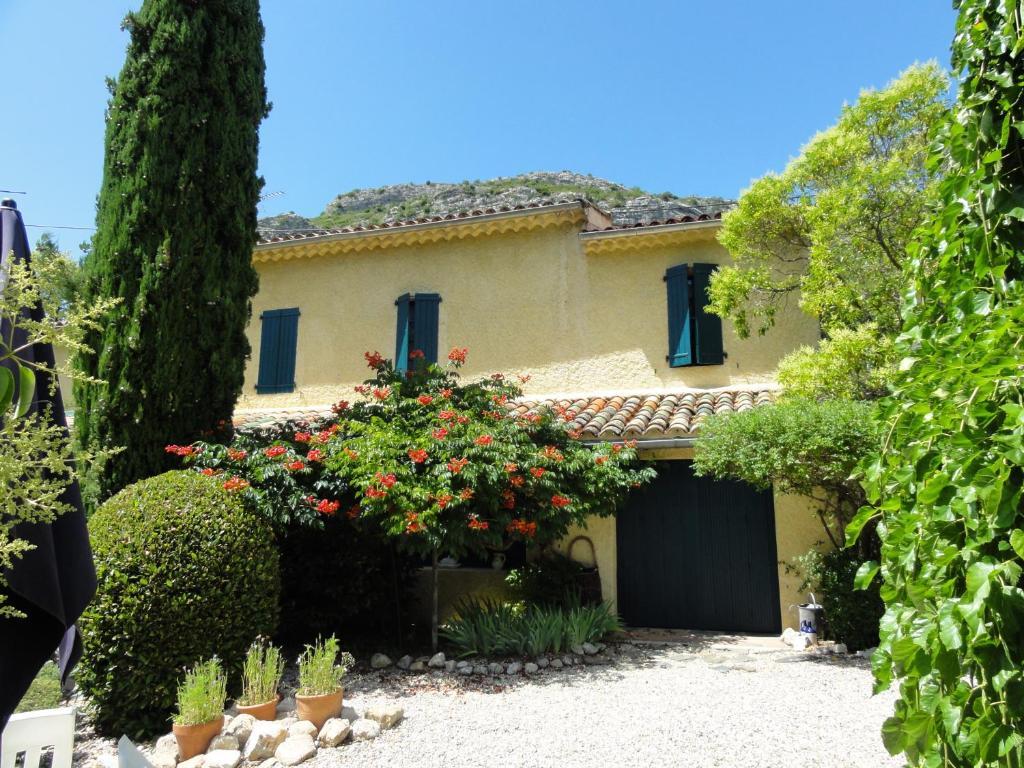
176,347,653,552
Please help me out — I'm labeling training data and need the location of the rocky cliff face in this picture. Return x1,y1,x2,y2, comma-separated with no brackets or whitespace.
258,171,730,234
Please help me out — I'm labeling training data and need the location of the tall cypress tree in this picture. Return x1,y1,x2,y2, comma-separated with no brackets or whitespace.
76,0,268,499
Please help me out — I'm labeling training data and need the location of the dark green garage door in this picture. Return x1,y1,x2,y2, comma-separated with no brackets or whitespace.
617,460,781,633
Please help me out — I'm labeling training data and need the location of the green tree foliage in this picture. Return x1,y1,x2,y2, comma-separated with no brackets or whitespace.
32,234,85,314
854,4,1024,763
0,259,114,617
709,63,949,398
75,0,269,500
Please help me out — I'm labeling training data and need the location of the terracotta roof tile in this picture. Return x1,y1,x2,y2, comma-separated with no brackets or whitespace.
256,200,587,245
510,389,773,440
233,388,774,441
582,210,725,233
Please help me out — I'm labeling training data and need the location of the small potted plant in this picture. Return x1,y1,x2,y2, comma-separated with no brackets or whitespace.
295,635,353,729
236,641,283,720
172,658,227,759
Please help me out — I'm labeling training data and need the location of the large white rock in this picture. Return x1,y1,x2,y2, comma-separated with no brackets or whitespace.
274,736,316,767
581,642,599,655
243,721,287,762
287,721,318,740
370,653,393,669
427,652,446,668
350,719,381,741
834,643,849,655
177,756,205,768
792,635,811,651
317,718,351,748
781,627,800,646
524,662,539,674
395,655,412,670
224,714,255,747
207,734,238,752
363,703,404,729
408,660,426,672
506,662,522,675
255,759,280,768
550,658,564,669
149,734,179,768
204,750,241,768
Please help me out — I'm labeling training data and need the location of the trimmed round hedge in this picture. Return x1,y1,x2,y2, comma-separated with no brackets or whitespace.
78,471,279,738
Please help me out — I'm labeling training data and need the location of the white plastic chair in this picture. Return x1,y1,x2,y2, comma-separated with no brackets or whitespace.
1,707,75,768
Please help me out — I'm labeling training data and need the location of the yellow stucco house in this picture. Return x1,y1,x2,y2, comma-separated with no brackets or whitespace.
235,199,823,632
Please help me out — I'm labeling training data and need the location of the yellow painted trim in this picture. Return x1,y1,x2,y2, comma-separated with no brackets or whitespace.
254,204,589,263
580,219,722,255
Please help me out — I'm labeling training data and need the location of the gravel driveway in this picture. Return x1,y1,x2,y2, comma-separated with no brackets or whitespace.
320,644,901,768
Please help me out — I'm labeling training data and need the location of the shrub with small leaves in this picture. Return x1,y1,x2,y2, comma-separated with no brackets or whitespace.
78,471,279,739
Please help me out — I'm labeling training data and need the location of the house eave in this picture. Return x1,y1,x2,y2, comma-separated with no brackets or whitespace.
580,219,722,255
253,201,602,263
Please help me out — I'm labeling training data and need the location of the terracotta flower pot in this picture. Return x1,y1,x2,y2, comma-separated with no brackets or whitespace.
173,716,224,760
236,696,278,721
295,688,343,730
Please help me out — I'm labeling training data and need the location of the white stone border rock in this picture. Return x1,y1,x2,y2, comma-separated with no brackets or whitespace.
149,699,405,768
368,644,624,679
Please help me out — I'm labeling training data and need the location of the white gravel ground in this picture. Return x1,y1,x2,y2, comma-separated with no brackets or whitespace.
319,645,902,768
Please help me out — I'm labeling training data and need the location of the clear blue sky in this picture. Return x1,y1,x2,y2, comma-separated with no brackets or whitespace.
2,1,956,254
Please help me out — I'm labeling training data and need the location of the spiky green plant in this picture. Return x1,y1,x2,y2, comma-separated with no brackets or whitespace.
440,598,622,657
238,641,283,706
173,658,226,727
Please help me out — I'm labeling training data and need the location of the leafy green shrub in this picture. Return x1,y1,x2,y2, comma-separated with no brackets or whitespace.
173,658,227,727
793,548,882,652
78,471,280,739
853,4,1024,763
239,642,283,707
441,598,621,657
297,636,353,696
505,551,585,608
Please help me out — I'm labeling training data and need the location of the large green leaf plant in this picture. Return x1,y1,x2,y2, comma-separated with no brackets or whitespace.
853,2,1024,764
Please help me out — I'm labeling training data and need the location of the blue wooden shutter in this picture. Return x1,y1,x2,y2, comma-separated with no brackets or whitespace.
413,293,441,364
692,263,724,365
256,308,299,393
665,265,692,367
395,294,412,372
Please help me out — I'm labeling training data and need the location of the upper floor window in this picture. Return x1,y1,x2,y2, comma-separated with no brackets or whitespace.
256,307,300,393
665,264,723,367
395,293,441,372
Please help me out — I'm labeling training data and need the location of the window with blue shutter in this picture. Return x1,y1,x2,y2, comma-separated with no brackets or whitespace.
665,264,725,367
665,265,692,367
256,307,299,393
395,292,441,372
692,263,724,365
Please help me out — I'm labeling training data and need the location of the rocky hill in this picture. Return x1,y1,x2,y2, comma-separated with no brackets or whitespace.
258,171,731,234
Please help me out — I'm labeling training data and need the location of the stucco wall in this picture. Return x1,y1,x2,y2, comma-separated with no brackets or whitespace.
239,221,818,410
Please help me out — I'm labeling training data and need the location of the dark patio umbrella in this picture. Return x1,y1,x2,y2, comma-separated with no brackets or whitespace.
0,199,96,733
